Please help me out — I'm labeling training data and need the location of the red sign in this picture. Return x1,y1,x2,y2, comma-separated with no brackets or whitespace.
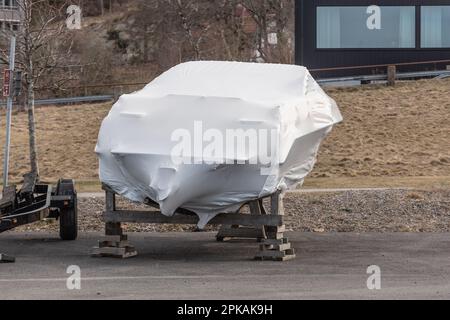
3,69,11,97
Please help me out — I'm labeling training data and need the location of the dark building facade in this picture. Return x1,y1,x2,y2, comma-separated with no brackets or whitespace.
295,0,450,78
0,0,21,31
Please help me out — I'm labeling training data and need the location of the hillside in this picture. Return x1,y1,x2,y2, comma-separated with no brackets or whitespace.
32,0,295,97
315,79,450,178
0,78,449,189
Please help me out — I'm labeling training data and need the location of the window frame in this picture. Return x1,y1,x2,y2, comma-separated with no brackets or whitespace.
315,5,418,51
420,5,450,49
315,4,450,52
0,0,18,10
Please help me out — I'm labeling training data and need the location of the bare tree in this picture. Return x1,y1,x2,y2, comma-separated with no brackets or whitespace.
268,0,294,64
1,0,73,179
242,0,294,63
129,0,213,69
241,0,269,61
167,0,212,61
213,0,251,61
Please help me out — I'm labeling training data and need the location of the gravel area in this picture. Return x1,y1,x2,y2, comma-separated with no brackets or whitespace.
13,189,450,233
284,189,450,232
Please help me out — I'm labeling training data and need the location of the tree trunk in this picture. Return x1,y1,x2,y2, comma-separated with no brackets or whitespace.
100,0,104,16
26,64,39,179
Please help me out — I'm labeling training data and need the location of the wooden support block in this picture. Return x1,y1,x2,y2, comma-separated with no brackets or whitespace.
0,254,15,263
216,226,265,242
116,241,132,248
270,191,284,216
93,188,137,258
92,236,137,258
91,246,137,259
255,228,296,262
262,238,289,246
92,246,125,256
98,240,131,248
255,248,296,261
104,189,122,237
265,225,286,233
277,253,296,262
248,201,261,215
102,235,128,242
264,232,284,240
216,200,268,242
264,225,286,240
276,243,292,251
260,243,291,251
258,199,267,215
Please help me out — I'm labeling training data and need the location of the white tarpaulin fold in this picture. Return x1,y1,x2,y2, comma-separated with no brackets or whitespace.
96,61,342,228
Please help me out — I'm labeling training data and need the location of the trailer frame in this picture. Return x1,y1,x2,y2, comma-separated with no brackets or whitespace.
0,175,78,263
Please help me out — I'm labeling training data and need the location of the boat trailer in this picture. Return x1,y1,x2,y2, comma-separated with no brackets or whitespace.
0,173,77,263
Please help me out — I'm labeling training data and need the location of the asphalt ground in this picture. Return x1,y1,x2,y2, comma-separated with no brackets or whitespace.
1,232,449,299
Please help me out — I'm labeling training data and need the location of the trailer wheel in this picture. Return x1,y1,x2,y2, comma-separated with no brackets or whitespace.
57,179,78,241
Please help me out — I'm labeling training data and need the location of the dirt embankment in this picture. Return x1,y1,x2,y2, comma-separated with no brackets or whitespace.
316,79,450,178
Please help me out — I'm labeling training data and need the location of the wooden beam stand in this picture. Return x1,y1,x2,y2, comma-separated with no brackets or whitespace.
104,210,283,227
91,189,137,259
93,184,295,261
216,200,266,242
92,234,137,259
254,192,295,261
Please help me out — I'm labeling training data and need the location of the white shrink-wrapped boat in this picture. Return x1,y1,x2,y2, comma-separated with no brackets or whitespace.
96,61,342,227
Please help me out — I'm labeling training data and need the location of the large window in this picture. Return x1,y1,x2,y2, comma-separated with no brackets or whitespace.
317,6,416,49
421,6,450,48
1,0,18,8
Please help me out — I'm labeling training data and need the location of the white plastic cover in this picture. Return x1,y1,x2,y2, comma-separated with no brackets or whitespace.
96,61,342,227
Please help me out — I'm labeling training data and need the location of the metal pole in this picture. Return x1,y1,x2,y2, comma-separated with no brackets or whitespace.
3,36,16,188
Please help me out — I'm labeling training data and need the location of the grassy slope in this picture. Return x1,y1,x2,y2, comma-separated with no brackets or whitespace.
0,78,448,191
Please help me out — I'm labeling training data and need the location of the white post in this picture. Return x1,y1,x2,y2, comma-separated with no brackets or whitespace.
3,36,16,188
